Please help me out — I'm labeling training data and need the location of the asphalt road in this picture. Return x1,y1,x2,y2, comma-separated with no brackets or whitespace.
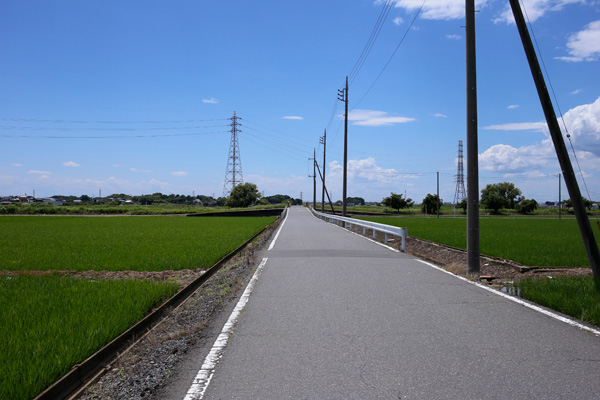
184,206,600,399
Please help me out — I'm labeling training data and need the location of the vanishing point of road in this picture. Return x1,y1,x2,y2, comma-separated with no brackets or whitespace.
178,206,600,399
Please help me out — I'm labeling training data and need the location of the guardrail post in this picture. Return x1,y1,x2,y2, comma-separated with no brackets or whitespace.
373,229,376,240
401,228,407,252
385,233,388,245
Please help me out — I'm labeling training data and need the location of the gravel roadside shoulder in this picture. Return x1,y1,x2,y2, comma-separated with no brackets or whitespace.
77,220,279,400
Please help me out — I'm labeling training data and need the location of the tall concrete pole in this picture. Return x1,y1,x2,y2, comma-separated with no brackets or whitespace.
313,148,317,209
558,173,562,220
466,0,480,275
321,130,327,212
341,76,349,217
437,172,440,219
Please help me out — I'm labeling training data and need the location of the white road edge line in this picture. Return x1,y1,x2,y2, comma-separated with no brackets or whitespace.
416,259,600,336
268,209,288,250
308,209,399,253
183,257,269,400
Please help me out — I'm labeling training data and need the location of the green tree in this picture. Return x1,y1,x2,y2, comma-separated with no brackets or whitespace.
225,183,260,208
480,182,522,213
346,197,366,206
458,198,467,213
564,197,594,210
382,193,414,213
515,198,538,214
421,194,441,214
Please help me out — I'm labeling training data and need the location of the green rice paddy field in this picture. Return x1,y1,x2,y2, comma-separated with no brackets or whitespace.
0,215,275,400
0,216,275,271
359,217,600,267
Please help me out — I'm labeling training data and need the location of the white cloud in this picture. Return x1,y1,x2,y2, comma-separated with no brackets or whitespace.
28,170,52,175
282,116,304,120
445,34,461,40
170,171,188,176
391,0,490,21
479,97,600,180
479,143,554,172
393,17,404,25
571,89,582,95
129,167,152,173
495,0,584,24
328,157,416,186
561,96,600,155
432,113,447,118
507,104,519,109
10,163,23,167
347,109,415,126
63,161,80,167
202,98,219,104
483,121,547,132
556,20,600,62
113,164,126,168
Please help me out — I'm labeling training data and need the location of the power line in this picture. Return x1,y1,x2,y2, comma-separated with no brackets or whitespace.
0,124,229,132
0,117,227,124
351,0,427,111
348,0,395,85
0,130,229,139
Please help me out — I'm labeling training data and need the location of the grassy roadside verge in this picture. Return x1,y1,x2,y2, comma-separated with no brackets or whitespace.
358,217,600,267
0,275,178,400
513,276,600,328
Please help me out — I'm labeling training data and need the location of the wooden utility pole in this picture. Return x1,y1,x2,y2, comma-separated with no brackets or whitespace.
339,77,349,217
509,0,600,279
466,0,480,275
320,130,327,212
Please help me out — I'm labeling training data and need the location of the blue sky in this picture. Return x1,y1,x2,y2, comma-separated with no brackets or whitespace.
1,0,599,203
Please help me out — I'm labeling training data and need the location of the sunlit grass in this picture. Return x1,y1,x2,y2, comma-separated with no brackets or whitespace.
0,216,275,271
358,217,600,267
0,274,178,400
514,276,600,327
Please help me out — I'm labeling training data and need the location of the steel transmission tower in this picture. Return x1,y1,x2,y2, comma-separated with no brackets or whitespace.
222,112,243,197
453,140,467,204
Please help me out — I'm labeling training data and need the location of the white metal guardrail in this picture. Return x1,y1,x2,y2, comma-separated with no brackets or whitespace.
310,207,407,252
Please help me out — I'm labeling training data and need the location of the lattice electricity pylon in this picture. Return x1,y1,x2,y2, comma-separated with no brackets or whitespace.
453,140,467,204
222,112,243,197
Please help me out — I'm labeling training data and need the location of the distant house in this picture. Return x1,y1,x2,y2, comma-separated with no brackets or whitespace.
42,198,63,206
193,199,204,206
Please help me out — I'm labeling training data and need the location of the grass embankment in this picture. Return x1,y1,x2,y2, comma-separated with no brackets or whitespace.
358,217,600,267
513,276,600,328
0,216,275,271
0,274,178,400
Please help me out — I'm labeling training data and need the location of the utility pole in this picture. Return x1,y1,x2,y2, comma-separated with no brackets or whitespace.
558,173,562,220
466,0,480,275
316,162,336,214
309,149,316,209
437,172,440,219
320,130,327,212
509,0,600,279
338,77,349,217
